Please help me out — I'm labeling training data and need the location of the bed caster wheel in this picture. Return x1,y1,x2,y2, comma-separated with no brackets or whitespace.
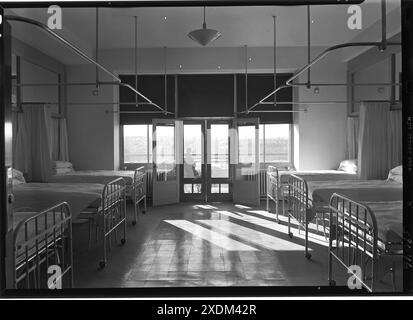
99,261,106,269
121,238,126,245
305,253,312,260
329,280,336,286
132,221,137,226
288,232,293,238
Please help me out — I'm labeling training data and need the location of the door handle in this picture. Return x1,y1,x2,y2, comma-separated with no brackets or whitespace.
8,193,14,204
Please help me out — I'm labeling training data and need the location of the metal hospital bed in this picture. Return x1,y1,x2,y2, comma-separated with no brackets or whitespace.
328,194,402,292
265,165,355,222
13,202,73,289
50,167,147,225
286,174,402,260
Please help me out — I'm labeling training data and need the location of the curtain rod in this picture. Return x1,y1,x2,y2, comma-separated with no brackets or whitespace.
247,0,401,113
5,15,173,116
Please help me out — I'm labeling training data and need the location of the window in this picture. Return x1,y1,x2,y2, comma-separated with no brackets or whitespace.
259,124,291,163
122,124,152,164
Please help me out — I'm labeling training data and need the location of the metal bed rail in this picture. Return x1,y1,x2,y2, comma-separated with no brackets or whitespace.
287,174,329,260
132,166,147,225
99,177,127,268
80,177,127,268
328,193,378,292
266,166,280,221
13,202,73,289
266,165,291,221
328,194,403,292
287,174,313,259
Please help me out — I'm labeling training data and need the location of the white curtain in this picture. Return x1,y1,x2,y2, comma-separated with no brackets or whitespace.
387,108,402,170
21,104,53,182
346,116,359,159
13,112,30,174
358,102,392,180
58,118,70,161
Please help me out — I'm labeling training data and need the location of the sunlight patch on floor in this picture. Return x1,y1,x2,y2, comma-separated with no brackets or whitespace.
215,210,329,247
165,220,258,251
198,219,308,251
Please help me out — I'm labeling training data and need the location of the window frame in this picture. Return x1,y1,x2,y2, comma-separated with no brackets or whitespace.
120,123,153,169
259,123,293,165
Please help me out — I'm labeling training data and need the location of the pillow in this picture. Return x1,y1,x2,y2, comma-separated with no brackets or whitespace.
387,165,403,183
12,168,26,185
338,159,358,173
52,161,73,169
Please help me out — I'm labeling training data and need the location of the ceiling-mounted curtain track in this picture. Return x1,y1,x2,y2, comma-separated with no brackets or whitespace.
245,0,401,114
5,15,172,115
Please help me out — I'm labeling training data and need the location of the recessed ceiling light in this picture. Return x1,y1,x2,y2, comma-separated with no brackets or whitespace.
164,16,167,20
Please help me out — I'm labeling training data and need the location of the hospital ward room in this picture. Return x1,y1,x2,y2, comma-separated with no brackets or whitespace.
1,0,404,293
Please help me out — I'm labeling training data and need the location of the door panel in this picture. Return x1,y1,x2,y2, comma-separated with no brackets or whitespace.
152,119,181,206
232,118,260,206
181,121,205,201
207,122,231,201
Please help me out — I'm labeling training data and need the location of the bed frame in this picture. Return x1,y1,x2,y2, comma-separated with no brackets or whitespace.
286,174,329,260
328,193,403,292
80,177,127,268
13,202,73,289
266,165,289,221
131,166,147,225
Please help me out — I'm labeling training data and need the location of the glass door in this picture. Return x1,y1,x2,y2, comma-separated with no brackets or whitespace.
152,119,181,206
181,121,205,201
206,121,232,201
232,118,260,206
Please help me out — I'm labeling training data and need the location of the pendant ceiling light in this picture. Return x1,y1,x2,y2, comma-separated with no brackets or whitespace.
188,7,221,46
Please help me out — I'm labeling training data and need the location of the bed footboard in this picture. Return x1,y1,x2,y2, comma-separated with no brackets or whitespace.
328,193,378,292
13,202,73,289
266,166,279,220
132,166,147,225
287,174,313,259
99,177,127,268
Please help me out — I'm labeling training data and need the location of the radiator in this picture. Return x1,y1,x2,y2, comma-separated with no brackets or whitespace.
259,169,267,199
145,169,153,199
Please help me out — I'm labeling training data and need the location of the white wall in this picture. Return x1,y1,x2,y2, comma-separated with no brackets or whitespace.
294,51,348,170
353,58,391,103
66,65,118,170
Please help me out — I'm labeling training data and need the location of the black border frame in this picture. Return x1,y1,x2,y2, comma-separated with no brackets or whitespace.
1,0,412,299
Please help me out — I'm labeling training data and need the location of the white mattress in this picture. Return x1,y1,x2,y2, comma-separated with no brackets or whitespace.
49,170,134,185
308,180,402,205
14,183,104,220
279,170,357,184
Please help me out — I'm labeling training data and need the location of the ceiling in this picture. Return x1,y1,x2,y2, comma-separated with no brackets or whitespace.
6,1,401,64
